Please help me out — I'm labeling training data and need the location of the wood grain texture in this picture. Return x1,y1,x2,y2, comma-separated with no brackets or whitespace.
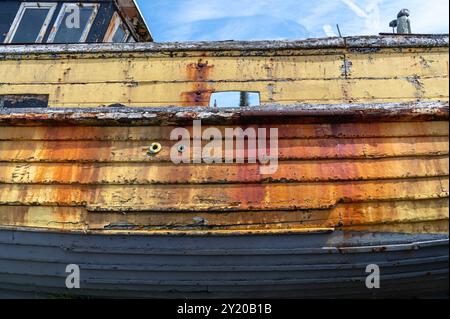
0,177,447,211
0,37,448,234
0,199,448,234
0,136,447,162
1,122,447,141
0,117,448,234
0,157,447,184
0,45,448,107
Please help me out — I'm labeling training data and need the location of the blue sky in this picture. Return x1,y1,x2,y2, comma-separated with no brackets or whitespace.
136,0,449,42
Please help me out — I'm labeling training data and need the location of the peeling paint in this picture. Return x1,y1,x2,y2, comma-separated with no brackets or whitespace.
341,58,353,77
407,75,426,99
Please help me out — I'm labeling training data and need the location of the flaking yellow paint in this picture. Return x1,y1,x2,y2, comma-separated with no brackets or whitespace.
0,47,448,107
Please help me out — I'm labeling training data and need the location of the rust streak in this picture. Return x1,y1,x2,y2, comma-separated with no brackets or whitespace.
180,59,215,106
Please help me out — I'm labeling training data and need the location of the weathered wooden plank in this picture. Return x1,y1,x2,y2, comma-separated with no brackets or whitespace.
343,220,449,234
347,52,449,78
0,80,348,106
0,137,446,162
0,122,448,141
0,36,447,107
0,51,446,85
0,55,345,84
0,177,447,211
0,199,447,232
88,199,449,229
1,103,447,126
0,35,447,56
0,157,447,185
0,77,447,107
0,206,87,231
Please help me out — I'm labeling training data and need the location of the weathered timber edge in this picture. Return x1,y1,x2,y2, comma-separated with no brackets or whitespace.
0,101,448,125
0,35,448,56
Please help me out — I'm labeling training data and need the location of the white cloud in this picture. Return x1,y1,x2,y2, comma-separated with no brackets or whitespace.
323,24,338,37
341,0,369,17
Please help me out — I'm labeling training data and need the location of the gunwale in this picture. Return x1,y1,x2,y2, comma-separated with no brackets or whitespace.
0,101,448,125
0,35,448,57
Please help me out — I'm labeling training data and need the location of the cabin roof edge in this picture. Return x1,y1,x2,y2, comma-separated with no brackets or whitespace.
0,34,447,55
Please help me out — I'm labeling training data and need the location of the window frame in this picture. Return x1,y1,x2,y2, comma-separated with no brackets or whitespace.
103,12,130,43
47,2,100,43
4,2,58,44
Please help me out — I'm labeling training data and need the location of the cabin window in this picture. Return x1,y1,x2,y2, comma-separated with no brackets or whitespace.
210,92,261,108
104,12,130,43
47,3,99,43
0,94,49,108
4,2,57,43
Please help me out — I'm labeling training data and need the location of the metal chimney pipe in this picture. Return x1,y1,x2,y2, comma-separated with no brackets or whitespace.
389,9,412,34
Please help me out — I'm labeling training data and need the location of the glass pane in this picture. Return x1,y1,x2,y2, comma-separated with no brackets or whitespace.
112,24,126,42
52,6,95,43
11,8,50,43
210,92,261,108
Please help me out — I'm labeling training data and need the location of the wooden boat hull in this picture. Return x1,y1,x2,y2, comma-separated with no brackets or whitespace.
0,228,448,299
0,104,448,298
0,35,448,298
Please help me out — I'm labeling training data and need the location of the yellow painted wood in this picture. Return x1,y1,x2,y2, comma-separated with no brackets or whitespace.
0,55,345,84
0,51,447,84
0,206,87,231
0,48,447,107
0,78,447,106
348,51,449,78
0,44,448,236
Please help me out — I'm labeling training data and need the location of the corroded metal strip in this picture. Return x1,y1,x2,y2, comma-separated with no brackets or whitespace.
0,102,448,125
0,35,447,56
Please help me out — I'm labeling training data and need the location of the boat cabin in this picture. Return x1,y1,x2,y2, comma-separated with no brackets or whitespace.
0,0,152,43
